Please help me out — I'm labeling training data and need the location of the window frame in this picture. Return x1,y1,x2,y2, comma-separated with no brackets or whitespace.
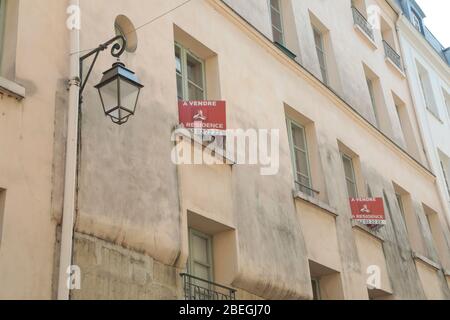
411,10,422,33
395,193,406,219
286,117,313,194
366,78,379,127
175,42,206,101
311,278,321,300
313,27,328,85
418,71,439,118
188,228,214,282
269,0,285,45
341,153,358,198
440,160,450,198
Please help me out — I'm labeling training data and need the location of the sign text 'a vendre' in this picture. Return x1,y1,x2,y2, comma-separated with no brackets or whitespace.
350,197,386,227
178,100,226,136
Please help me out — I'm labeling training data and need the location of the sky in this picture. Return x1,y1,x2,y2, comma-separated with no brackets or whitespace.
415,0,450,48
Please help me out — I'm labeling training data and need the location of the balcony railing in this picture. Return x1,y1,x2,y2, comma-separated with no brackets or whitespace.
383,40,403,71
352,7,374,41
180,273,237,300
295,181,320,198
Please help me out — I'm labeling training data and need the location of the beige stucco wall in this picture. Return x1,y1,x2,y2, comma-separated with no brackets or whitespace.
415,259,445,300
68,0,450,300
0,0,68,299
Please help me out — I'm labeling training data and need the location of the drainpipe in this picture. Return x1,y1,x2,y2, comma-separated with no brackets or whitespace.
57,0,80,300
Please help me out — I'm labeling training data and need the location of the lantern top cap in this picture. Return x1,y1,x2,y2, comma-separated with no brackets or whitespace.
95,61,144,89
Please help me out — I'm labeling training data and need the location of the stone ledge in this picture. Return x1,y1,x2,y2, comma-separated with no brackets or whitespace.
351,220,384,242
0,76,25,100
293,190,338,218
412,251,442,271
385,57,406,78
353,24,377,50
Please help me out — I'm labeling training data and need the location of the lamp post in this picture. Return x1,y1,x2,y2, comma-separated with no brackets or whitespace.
58,33,144,300
79,35,144,125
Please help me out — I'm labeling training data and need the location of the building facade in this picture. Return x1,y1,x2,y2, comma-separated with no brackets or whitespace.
395,1,450,274
0,0,449,300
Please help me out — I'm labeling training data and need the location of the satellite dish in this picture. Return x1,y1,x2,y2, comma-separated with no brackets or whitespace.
114,15,138,53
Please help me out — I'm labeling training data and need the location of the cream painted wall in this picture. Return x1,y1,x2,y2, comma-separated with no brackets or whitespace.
0,0,68,299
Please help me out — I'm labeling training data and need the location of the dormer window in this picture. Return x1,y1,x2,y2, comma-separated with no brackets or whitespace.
411,11,422,32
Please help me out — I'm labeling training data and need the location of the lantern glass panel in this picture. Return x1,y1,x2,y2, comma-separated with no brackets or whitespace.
98,79,119,114
119,78,140,114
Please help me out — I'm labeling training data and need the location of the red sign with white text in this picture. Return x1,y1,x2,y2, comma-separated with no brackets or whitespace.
178,101,226,136
350,198,386,225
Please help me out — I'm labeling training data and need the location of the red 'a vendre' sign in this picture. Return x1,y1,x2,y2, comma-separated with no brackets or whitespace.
178,100,226,136
350,198,386,226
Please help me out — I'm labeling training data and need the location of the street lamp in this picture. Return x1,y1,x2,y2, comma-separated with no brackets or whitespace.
79,35,144,125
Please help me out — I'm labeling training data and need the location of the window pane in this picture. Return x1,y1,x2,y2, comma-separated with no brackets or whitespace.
177,74,183,100
270,0,280,11
193,263,210,281
297,174,311,189
295,149,309,178
291,124,306,150
188,82,204,100
314,29,323,51
342,156,354,180
347,180,357,198
192,234,209,265
187,53,204,89
273,28,284,44
175,45,182,74
271,11,282,30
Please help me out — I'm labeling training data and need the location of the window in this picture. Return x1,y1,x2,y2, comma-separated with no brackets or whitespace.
342,154,358,198
418,69,438,118
270,0,284,45
411,11,422,32
287,118,313,196
188,228,214,282
440,160,450,198
444,90,450,119
313,28,328,85
175,43,206,101
311,279,321,300
395,193,405,219
366,79,379,126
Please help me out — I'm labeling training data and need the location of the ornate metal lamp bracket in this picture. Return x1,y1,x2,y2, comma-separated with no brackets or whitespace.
79,35,127,100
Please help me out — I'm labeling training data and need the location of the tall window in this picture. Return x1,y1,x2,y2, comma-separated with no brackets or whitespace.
440,160,450,198
270,0,284,45
287,118,313,196
342,153,358,198
411,11,422,33
366,79,379,126
395,193,406,219
443,90,450,119
418,70,438,118
175,43,206,101
311,279,321,300
188,229,213,282
313,28,328,85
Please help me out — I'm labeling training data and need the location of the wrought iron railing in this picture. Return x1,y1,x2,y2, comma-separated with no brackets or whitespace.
352,7,374,41
180,273,237,300
295,181,320,198
383,40,403,71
